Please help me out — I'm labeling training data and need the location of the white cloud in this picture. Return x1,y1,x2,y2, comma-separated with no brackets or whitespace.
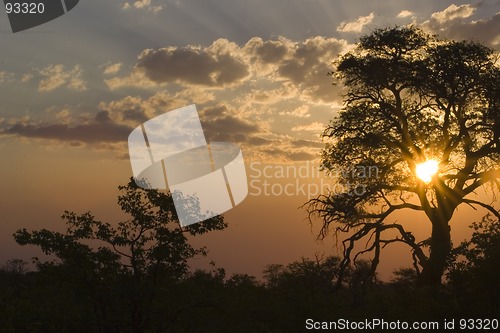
0,71,14,84
397,10,414,18
21,73,34,83
492,34,500,47
122,0,165,13
337,12,374,33
103,63,122,75
38,65,87,92
279,105,311,118
105,70,158,90
430,4,475,24
421,5,499,48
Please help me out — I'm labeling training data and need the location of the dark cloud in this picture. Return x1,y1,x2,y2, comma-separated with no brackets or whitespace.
278,59,306,84
287,151,317,161
114,36,348,104
95,110,111,123
291,139,324,148
2,112,133,144
251,39,288,64
260,147,318,162
121,109,149,123
277,38,344,82
274,38,347,102
199,105,259,144
247,136,272,146
136,45,249,86
261,148,283,156
201,113,258,143
200,105,227,118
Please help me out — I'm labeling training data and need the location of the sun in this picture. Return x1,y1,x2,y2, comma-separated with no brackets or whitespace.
416,160,439,183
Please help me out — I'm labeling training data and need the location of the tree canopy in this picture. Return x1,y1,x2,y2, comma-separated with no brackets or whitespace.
308,26,499,287
14,179,226,333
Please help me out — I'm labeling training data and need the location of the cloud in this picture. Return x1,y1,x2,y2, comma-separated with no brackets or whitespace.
258,141,321,161
21,73,33,83
2,111,132,144
0,91,195,146
103,63,122,75
279,105,311,118
287,151,317,161
122,0,165,12
291,139,324,148
108,36,349,104
38,65,87,92
430,4,475,24
99,90,219,130
97,35,350,162
397,10,414,18
337,12,374,33
4,35,353,162
98,91,197,128
244,37,293,74
422,5,500,48
247,136,272,146
199,105,260,143
0,71,15,84
267,36,349,103
291,122,325,132
250,38,289,64
99,94,263,147
105,70,158,90
99,95,151,127
135,39,249,87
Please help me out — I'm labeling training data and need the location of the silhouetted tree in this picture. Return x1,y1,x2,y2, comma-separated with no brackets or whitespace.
308,26,499,287
261,256,341,331
448,214,500,315
14,179,226,333
345,259,379,305
390,267,417,290
263,255,339,292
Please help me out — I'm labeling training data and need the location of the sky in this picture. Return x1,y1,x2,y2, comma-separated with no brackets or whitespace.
0,0,499,280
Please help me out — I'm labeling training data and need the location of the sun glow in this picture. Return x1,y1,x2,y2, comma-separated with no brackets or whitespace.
416,160,439,183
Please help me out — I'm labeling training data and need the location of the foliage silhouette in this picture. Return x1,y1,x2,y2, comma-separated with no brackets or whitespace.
448,214,500,315
1,251,499,332
13,179,225,333
307,26,499,287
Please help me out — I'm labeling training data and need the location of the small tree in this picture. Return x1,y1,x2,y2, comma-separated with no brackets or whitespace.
448,214,500,315
14,179,226,333
308,26,499,287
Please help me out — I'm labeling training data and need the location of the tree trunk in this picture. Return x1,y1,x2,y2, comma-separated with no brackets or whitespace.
417,217,452,287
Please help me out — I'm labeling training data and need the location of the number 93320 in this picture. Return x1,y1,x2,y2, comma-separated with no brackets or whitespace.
5,2,45,14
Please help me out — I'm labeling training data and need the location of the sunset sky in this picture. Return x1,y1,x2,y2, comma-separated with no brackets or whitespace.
0,0,499,279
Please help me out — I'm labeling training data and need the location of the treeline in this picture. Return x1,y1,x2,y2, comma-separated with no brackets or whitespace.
0,244,498,333
0,182,498,332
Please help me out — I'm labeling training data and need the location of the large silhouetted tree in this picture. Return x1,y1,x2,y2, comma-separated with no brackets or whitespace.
14,179,226,333
308,26,499,287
